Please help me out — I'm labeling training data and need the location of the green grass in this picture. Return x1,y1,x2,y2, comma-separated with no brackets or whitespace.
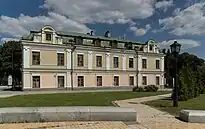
145,94,205,116
0,91,170,107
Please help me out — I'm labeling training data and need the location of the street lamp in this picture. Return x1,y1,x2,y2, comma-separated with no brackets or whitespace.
170,41,181,107
135,46,140,88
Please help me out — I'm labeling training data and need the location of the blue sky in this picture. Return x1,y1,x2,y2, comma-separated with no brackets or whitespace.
0,0,205,58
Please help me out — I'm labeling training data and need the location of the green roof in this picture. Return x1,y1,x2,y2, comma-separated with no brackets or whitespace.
57,31,144,44
21,30,145,45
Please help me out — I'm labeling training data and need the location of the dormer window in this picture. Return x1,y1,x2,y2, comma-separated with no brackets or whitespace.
125,43,132,50
94,39,101,47
75,37,83,44
46,33,52,41
149,45,153,51
110,40,118,48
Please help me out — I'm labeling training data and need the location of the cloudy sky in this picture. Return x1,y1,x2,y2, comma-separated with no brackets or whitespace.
0,0,205,58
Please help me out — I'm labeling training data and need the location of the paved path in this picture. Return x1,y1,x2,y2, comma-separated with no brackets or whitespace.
2,93,205,129
115,93,205,129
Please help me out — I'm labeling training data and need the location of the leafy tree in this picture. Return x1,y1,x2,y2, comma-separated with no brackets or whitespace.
0,41,22,86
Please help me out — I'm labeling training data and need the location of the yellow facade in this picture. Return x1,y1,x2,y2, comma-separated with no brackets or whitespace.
22,25,165,90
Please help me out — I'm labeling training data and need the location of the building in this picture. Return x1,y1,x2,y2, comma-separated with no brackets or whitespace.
21,25,165,90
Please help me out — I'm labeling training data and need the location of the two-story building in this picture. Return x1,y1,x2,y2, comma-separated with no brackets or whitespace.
21,25,165,90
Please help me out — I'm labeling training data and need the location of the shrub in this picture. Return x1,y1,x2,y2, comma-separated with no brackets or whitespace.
144,85,158,92
132,87,144,92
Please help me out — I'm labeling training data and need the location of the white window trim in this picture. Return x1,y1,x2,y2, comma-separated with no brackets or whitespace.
57,51,65,54
32,50,40,52
32,74,40,76
113,55,119,58
77,53,84,55
156,58,160,61
142,57,147,59
129,56,134,58
96,54,103,56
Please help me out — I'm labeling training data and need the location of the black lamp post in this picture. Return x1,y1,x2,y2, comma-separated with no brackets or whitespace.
170,41,181,107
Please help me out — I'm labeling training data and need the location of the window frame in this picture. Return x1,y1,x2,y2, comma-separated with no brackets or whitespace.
45,33,52,41
156,76,160,85
129,76,134,86
32,51,40,65
129,58,134,68
96,56,102,67
32,76,40,88
77,54,84,67
78,76,84,87
156,60,160,69
142,76,147,85
114,76,119,86
142,59,147,69
57,53,64,66
57,76,65,88
97,76,102,86
113,57,119,68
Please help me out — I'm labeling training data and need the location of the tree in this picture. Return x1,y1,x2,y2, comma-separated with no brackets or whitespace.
0,41,22,86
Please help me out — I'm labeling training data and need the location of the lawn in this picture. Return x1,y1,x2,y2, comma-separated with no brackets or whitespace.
145,94,205,116
0,91,170,107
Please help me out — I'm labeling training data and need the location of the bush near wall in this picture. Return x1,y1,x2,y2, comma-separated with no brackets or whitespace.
179,67,201,101
133,85,158,92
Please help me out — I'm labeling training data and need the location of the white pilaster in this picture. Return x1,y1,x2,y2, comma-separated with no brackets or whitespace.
122,54,126,70
161,57,164,71
106,53,110,70
88,51,93,69
23,46,30,68
66,49,71,69
138,55,142,71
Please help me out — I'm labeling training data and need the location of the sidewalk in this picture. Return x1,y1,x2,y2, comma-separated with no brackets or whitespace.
115,93,205,129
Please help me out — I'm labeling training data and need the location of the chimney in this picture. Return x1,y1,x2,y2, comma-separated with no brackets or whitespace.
105,31,111,38
90,31,94,36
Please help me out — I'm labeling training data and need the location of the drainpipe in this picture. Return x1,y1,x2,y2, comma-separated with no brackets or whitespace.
135,47,139,88
71,44,76,91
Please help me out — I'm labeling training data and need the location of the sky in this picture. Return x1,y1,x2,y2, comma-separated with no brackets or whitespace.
0,0,205,58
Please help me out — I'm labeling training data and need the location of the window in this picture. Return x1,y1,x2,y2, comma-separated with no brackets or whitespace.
97,76,102,86
32,51,40,65
114,76,119,86
129,76,134,86
142,76,147,85
77,54,84,67
96,56,102,67
75,37,83,44
32,76,40,88
46,33,52,41
58,76,65,88
156,60,160,69
149,45,153,51
142,59,147,69
78,76,84,87
113,57,119,68
94,39,101,47
110,40,118,48
129,58,134,68
57,53,64,66
156,76,160,85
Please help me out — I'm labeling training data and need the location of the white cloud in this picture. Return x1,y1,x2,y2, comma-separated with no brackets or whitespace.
0,0,175,39
158,39,200,49
155,0,174,12
0,38,20,44
159,2,205,36
42,0,156,25
172,8,181,15
0,12,90,38
129,24,151,36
